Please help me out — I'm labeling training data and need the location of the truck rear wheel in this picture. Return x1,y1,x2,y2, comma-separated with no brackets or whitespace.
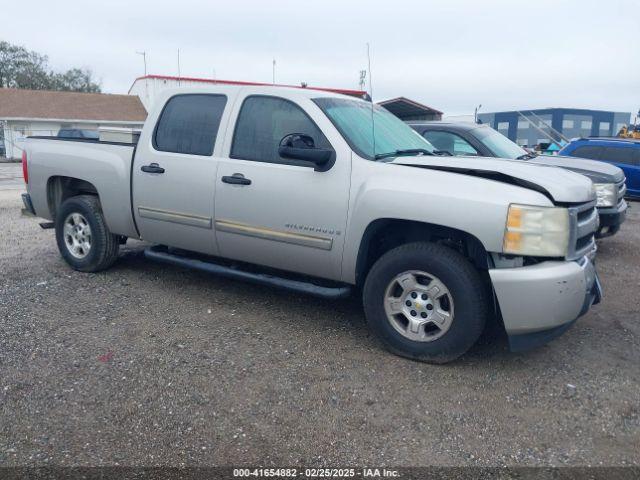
55,195,120,272
363,242,488,363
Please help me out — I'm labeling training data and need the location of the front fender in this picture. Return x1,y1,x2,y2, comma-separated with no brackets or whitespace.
340,159,553,283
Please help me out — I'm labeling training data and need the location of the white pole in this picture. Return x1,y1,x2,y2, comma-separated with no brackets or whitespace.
272,58,276,85
177,49,181,86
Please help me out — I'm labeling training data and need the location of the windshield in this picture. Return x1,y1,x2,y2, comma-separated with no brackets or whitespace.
313,97,435,159
474,126,529,159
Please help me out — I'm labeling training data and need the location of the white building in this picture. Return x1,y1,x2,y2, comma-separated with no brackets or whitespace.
0,89,147,159
129,75,369,112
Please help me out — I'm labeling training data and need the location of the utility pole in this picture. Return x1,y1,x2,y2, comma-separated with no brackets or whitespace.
474,104,482,123
272,58,276,85
136,51,149,103
136,51,147,76
177,49,181,86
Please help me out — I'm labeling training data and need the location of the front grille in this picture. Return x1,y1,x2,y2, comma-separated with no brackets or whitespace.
567,200,597,261
617,179,627,203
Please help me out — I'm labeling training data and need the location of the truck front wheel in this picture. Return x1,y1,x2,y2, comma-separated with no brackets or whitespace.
55,195,120,272
363,242,488,363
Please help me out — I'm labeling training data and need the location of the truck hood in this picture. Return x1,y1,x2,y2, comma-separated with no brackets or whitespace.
529,155,625,184
391,155,596,204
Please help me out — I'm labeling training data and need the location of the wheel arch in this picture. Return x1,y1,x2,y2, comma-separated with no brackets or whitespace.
46,175,100,221
354,218,490,287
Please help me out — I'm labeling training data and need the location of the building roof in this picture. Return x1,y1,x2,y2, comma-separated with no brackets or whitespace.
0,88,147,122
130,75,369,100
377,97,443,116
478,107,631,116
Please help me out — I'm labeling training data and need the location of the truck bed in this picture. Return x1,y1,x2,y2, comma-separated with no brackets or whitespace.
25,136,139,238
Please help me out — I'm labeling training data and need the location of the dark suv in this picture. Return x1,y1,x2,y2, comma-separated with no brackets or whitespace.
57,129,99,140
559,137,640,199
410,121,628,238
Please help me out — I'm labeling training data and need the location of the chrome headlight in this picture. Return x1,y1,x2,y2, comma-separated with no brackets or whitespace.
503,204,570,257
593,183,617,207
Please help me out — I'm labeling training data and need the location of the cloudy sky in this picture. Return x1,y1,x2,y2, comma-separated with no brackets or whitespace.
4,0,639,116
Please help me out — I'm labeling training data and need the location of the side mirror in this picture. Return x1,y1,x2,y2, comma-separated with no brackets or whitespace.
278,133,334,171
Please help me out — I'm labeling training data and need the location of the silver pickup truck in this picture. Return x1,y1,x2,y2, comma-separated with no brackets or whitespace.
21,85,602,363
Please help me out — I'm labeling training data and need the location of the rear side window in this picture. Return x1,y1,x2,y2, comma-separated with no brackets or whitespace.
154,94,227,156
569,145,603,160
231,95,331,164
600,146,639,166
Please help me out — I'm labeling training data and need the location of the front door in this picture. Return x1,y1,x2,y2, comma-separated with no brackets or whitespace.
214,93,351,281
132,94,228,255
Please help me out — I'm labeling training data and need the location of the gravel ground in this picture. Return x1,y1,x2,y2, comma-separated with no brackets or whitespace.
0,170,639,467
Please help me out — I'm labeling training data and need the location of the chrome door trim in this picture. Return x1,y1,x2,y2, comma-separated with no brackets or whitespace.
215,219,333,251
138,206,212,229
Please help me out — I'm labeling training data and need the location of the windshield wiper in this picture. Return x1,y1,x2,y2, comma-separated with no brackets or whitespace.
374,148,435,160
516,153,537,160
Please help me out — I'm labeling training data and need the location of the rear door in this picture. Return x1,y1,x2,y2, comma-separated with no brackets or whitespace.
213,92,351,281
599,145,640,195
132,93,230,254
567,145,604,161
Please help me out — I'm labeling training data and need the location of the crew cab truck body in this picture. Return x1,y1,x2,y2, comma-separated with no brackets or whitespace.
22,85,601,363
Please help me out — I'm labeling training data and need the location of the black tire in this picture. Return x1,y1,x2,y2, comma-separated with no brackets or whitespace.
363,242,488,364
55,195,120,272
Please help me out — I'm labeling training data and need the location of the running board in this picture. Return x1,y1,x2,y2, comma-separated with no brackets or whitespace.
144,246,352,300
39,222,55,229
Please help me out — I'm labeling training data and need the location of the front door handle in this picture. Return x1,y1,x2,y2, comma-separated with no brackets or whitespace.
221,173,251,186
141,162,165,174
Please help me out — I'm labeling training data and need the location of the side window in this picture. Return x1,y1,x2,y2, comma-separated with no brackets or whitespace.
423,130,479,156
569,145,603,160
231,96,331,164
600,146,639,166
154,94,227,156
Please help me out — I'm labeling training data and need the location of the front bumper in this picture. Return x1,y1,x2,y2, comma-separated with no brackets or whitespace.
596,199,627,238
489,256,601,351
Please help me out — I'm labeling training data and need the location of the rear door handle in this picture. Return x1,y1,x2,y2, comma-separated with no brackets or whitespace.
141,163,165,174
221,173,251,185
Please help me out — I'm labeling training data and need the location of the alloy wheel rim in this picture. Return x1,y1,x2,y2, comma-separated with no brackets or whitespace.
383,270,455,342
63,213,92,259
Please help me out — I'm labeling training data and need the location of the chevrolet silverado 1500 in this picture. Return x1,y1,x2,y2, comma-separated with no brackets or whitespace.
21,85,602,363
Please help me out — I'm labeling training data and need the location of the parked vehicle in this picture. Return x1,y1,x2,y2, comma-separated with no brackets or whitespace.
410,122,628,238
559,137,640,199
57,128,100,140
22,86,601,363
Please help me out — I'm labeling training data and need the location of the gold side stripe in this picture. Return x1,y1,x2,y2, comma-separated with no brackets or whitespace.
215,219,333,251
138,207,212,229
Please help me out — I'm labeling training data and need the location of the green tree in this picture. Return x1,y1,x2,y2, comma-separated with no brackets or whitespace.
0,41,101,92
49,68,101,93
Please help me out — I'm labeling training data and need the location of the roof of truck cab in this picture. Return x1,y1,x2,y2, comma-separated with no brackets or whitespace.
157,84,371,101
407,121,485,132
130,75,370,99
